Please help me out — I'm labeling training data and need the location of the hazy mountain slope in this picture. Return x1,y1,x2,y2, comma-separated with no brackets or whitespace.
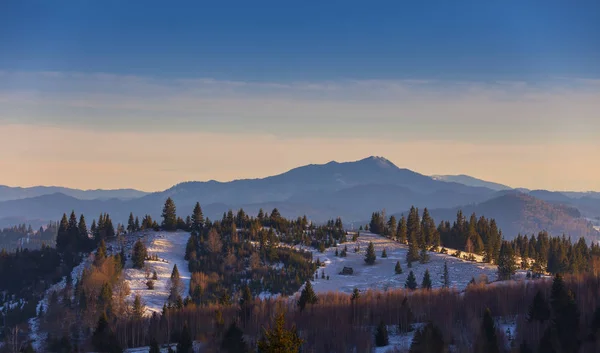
431,174,512,191
426,192,600,241
0,185,149,202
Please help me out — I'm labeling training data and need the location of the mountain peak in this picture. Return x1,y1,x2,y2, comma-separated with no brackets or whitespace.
358,156,396,168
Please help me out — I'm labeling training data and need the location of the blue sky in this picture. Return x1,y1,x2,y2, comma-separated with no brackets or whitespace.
1,1,600,191
2,1,599,80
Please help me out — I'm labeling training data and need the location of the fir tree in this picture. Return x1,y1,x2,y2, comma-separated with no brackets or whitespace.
134,216,140,231
395,261,403,274
364,242,376,265
497,240,517,280
149,338,160,353
407,230,420,264
297,281,318,311
474,308,500,353
132,294,145,319
56,213,70,253
127,212,135,233
177,322,193,353
222,322,249,353
527,290,550,323
405,271,417,290
442,261,450,288
374,320,389,347
409,322,445,353
257,311,303,353
381,248,388,258
132,239,147,269
421,269,432,289
169,264,184,303
161,197,177,231
397,215,408,243
387,216,397,239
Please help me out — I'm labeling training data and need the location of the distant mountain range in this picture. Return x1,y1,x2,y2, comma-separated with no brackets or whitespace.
1,156,599,241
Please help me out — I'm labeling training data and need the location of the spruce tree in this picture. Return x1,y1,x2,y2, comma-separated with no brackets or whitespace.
407,230,420,264
257,311,303,353
222,322,249,353
397,215,408,243
169,264,183,303
497,240,517,280
127,213,135,233
442,261,450,288
381,248,388,258
177,322,193,353
527,290,550,323
474,308,500,353
421,269,432,290
409,322,445,353
161,197,177,231
374,320,389,347
364,242,376,265
132,239,147,269
405,271,417,290
56,213,70,253
395,261,403,274
190,203,204,234
132,294,145,319
297,281,318,311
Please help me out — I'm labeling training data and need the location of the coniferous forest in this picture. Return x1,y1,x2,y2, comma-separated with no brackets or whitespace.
1,198,600,352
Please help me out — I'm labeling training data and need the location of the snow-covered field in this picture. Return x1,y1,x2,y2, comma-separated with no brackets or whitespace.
305,232,503,294
123,231,191,315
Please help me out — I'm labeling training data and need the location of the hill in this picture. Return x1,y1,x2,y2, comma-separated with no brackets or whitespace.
431,174,512,191
427,192,600,241
0,185,149,202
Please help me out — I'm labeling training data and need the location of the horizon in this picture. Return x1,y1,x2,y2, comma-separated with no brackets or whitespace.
2,2,599,191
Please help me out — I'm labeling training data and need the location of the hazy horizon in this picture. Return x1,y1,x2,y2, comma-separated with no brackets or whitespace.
2,2,599,192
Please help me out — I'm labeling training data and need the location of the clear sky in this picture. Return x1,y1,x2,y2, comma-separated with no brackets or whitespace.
1,1,599,191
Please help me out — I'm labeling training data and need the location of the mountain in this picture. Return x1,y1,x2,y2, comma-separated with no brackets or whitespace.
0,157,497,226
0,185,149,202
431,174,512,191
425,192,599,242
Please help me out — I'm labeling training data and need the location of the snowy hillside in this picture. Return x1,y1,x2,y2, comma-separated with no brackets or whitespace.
123,231,191,315
304,232,505,294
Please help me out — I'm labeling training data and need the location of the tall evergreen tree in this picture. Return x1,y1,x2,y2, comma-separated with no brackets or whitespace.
549,273,580,353
177,322,193,353
407,231,420,264
297,281,318,311
161,197,177,231
132,239,147,269
397,215,408,243
474,308,500,353
364,242,376,265
405,271,417,290
257,311,303,353
127,212,136,233
442,261,450,288
387,216,397,239
132,294,145,320
78,214,88,246
374,320,389,347
421,269,432,289
56,213,70,253
409,322,445,353
497,241,517,280
169,264,183,303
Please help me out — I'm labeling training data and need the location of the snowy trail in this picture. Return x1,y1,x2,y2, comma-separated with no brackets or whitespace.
123,231,191,315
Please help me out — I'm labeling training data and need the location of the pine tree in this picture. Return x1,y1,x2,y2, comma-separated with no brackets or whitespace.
364,242,376,265
190,202,204,235
374,320,389,347
381,248,388,258
169,264,183,303
497,240,517,280
405,271,417,290
177,322,193,353
222,322,249,353
134,216,140,231
132,239,147,269
127,212,135,233
149,338,160,353
78,214,89,247
397,215,408,243
132,294,145,319
407,230,420,264
395,261,403,274
442,261,450,288
409,322,445,353
527,290,550,323
421,269,432,289
257,311,303,353
474,308,500,353
387,216,397,239
297,281,318,311
161,197,177,231
56,213,70,253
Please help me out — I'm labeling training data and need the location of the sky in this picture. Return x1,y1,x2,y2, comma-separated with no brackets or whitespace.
1,1,600,191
